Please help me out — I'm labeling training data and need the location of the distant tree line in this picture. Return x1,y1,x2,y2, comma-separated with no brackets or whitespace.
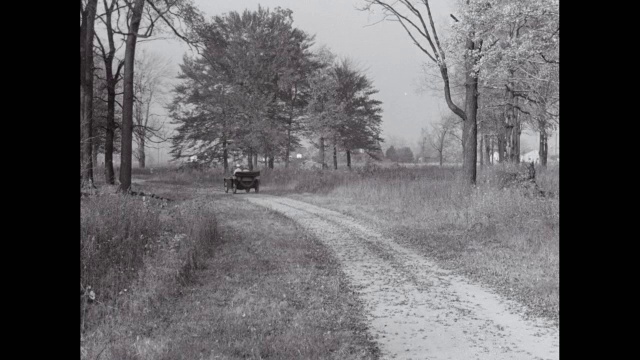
385,146,414,163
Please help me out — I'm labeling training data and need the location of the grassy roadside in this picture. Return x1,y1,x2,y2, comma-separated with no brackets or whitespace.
259,164,560,325
124,195,378,359
81,191,219,359
81,173,378,359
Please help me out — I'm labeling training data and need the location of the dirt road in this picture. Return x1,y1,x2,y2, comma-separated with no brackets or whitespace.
245,194,559,360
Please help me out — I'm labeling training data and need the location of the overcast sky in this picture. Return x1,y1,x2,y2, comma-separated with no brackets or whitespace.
139,0,542,160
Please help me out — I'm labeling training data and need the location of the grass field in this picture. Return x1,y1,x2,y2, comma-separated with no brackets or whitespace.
132,162,559,323
82,161,559,357
81,170,378,359
257,163,560,324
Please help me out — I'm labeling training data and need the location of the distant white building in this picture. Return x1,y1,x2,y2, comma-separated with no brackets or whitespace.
521,150,539,163
187,155,198,163
296,153,302,159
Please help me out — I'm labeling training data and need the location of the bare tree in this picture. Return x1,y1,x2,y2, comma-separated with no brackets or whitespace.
429,115,457,166
94,0,126,184
118,0,201,191
118,0,146,191
133,50,171,168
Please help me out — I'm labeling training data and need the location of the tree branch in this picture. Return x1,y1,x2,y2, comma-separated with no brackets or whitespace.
539,53,559,64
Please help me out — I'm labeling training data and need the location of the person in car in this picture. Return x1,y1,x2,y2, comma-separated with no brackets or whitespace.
233,164,245,176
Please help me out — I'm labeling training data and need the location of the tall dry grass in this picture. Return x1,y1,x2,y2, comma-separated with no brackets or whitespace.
261,163,560,322
80,194,162,332
81,193,219,358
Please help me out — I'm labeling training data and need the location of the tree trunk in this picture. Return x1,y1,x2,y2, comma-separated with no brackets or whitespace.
333,142,338,170
439,150,443,166
479,135,484,167
497,131,506,163
119,0,145,192
136,91,152,170
515,110,521,163
101,0,118,185
92,139,99,173
223,138,228,173
491,137,496,165
138,137,146,168
484,134,491,166
539,128,548,167
268,155,274,169
285,127,291,168
346,149,351,169
284,84,297,169
320,137,327,169
104,86,116,184
81,0,98,188
80,6,86,175
461,39,480,185
504,79,520,163
253,152,258,169
247,148,253,170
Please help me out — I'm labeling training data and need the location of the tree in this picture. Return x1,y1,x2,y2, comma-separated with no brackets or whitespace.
469,0,559,164
117,0,201,191
305,47,340,169
416,127,432,162
118,0,146,191
429,115,458,166
169,56,242,172
81,0,99,188
385,146,398,162
363,0,484,185
133,50,171,168
397,147,415,163
94,0,125,184
272,15,318,168
305,55,383,170
332,59,384,169
170,7,316,172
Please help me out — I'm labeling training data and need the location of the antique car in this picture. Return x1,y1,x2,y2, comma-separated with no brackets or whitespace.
224,170,260,193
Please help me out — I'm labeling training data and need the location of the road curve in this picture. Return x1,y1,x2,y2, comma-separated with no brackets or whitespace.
245,195,559,360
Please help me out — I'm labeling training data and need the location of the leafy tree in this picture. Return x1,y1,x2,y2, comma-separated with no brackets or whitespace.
332,59,384,169
467,0,559,164
397,147,414,163
364,0,558,181
170,7,316,171
305,47,340,169
169,56,240,172
385,146,398,162
363,0,485,185
305,54,383,170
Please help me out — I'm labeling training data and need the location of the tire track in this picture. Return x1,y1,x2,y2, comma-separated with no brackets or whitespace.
245,195,559,360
